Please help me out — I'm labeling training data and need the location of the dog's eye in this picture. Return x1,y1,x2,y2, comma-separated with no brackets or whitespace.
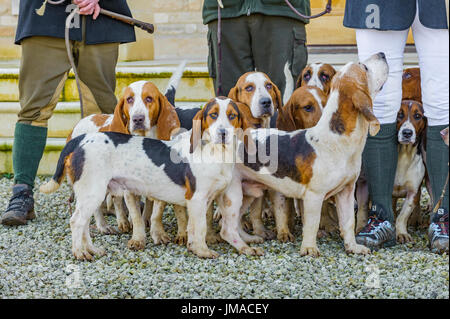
265,83,273,90
145,97,153,103
127,97,134,104
245,86,254,92
228,113,237,120
397,112,405,120
303,105,314,112
210,112,218,120
320,73,329,81
304,73,311,81
414,113,422,120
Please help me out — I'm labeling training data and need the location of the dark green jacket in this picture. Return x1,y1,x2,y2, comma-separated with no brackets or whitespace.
344,0,448,30
15,0,136,45
203,0,311,25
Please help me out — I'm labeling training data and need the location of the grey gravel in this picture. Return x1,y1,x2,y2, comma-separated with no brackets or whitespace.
0,176,448,299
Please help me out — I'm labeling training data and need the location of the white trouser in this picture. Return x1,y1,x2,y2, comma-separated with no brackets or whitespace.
356,10,449,126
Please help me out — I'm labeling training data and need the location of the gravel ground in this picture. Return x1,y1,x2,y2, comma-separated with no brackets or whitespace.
0,176,448,299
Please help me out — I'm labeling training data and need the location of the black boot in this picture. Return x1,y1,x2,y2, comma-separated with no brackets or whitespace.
355,204,396,251
1,184,35,226
428,208,449,254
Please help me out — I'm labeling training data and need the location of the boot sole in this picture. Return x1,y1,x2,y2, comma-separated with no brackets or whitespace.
1,209,35,226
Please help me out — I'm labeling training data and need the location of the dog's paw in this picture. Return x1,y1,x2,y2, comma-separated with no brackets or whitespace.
244,235,264,244
277,231,295,243
87,245,106,257
118,220,131,233
397,233,413,244
174,233,187,246
345,244,371,255
254,228,276,240
300,245,320,257
151,230,171,245
73,249,94,261
206,232,223,245
127,238,146,251
190,247,219,259
239,246,265,256
98,225,118,235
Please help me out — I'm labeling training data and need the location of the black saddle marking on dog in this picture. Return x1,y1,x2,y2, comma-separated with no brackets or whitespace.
104,132,133,147
142,137,194,188
176,107,201,131
243,130,316,183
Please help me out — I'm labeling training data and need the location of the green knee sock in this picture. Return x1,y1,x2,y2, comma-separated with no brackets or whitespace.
426,125,449,213
362,123,398,224
13,123,48,188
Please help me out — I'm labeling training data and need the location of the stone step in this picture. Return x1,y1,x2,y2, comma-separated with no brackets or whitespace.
0,137,65,175
0,52,419,103
0,101,206,138
0,60,214,103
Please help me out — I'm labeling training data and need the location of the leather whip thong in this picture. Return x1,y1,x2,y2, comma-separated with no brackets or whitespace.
215,0,333,96
37,0,155,118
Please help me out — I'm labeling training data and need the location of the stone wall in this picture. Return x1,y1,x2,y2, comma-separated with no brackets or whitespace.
0,0,208,61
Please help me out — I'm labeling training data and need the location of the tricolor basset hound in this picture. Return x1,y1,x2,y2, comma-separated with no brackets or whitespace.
218,53,389,257
238,85,328,242
40,97,254,260
297,63,337,96
67,69,182,236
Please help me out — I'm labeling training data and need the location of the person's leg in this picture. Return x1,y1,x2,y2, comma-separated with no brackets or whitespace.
1,36,71,225
76,41,119,115
207,16,254,96
411,12,449,253
250,14,308,97
355,29,409,249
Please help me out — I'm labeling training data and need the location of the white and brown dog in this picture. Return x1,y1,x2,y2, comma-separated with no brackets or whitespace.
40,97,253,260
67,66,183,236
218,53,389,256
297,63,337,96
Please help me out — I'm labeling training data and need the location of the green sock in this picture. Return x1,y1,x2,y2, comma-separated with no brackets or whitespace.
362,123,398,224
426,125,449,213
13,123,48,188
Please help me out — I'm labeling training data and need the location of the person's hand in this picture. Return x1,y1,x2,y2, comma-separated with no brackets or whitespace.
73,0,101,20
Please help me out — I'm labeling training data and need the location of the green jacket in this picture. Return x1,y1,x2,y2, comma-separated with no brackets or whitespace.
202,0,311,25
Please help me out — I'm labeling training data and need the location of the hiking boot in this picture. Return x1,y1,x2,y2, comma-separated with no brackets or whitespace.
428,208,449,254
356,204,396,251
1,184,35,226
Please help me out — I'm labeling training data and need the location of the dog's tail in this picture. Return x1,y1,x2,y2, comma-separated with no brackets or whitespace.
165,60,187,106
283,61,294,105
40,134,86,194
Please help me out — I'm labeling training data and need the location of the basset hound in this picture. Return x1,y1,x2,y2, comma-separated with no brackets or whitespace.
218,53,389,257
40,97,254,260
297,63,337,96
68,73,182,236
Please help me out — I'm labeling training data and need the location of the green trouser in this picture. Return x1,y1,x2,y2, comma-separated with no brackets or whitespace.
427,125,449,214
207,14,308,97
362,123,398,224
13,35,119,187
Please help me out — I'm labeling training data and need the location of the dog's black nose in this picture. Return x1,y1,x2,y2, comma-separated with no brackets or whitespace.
378,52,386,60
132,115,145,125
260,98,272,109
402,129,413,139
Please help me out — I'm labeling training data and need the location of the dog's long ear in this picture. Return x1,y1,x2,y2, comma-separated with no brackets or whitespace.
228,86,239,101
276,101,297,132
272,83,283,110
296,68,306,89
157,93,181,141
353,89,380,136
190,109,204,153
236,106,257,156
109,97,130,134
